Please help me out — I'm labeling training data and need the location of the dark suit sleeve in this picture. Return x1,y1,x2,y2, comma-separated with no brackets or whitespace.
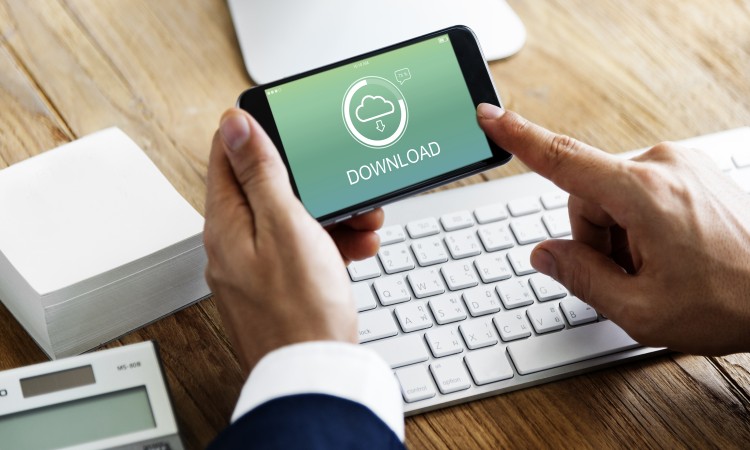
207,393,406,450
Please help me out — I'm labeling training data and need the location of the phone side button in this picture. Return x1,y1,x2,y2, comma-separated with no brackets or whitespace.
335,215,353,223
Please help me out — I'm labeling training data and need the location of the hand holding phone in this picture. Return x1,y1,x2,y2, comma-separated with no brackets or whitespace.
239,26,510,225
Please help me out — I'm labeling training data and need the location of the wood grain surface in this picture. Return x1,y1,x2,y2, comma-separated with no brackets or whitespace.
1,1,749,448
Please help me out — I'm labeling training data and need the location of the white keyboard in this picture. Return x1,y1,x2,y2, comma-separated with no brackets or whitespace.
348,127,750,415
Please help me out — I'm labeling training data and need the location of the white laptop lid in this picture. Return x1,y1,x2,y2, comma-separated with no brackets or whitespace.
228,0,526,84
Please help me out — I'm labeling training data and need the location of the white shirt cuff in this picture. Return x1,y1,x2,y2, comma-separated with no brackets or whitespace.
231,341,404,441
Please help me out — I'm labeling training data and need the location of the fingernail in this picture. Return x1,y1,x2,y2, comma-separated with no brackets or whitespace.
531,248,557,278
220,114,251,152
477,103,504,120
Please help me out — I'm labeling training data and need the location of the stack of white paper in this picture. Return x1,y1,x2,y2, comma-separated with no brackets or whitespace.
0,128,210,359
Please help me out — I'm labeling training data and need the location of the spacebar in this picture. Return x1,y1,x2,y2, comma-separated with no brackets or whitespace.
507,321,640,375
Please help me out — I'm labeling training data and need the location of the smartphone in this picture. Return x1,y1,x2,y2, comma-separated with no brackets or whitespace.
238,25,511,226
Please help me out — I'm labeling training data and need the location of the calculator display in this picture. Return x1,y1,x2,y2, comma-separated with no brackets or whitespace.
0,386,155,449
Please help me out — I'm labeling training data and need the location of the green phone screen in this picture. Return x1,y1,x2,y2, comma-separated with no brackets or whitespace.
266,34,493,219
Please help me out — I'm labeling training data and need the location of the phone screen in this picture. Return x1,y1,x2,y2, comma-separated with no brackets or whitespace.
264,34,494,219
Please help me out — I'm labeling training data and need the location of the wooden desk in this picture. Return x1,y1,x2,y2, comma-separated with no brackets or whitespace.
1,1,749,447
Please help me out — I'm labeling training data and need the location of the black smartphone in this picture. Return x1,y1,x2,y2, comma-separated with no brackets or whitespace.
238,25,511,226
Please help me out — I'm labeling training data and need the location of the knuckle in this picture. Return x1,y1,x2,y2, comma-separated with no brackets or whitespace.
649,142,679,159
639,141,698,168
204,263,217,287
204,259,225,290
507,112,532,139
202,234,225,286
547,134,582,179
202,224,220,257
550,134,580,156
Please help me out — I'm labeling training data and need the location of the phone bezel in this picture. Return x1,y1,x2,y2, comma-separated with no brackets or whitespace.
238,25,511,226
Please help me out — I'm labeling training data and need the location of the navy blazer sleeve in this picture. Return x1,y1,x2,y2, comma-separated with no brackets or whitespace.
208,394,406,450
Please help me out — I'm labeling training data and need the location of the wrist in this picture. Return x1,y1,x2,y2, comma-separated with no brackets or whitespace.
235,323,358,374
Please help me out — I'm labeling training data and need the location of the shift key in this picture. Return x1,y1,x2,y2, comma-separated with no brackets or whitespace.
358,309,399,343
365,334,429,368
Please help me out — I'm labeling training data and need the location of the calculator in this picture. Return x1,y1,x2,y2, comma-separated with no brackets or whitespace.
0,341,182,450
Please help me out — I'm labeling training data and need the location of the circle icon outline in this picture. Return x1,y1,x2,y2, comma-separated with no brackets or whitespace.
342,76,408,149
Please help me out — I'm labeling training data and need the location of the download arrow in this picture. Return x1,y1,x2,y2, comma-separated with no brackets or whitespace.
375,120,385,132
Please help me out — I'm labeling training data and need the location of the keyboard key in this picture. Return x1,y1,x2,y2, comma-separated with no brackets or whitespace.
529,274,567,301
459,318,498,349
527,304,565,334
462,286,501,317
542,209,572,238
474,254,513,283
441,261,479,290
493,311,532,341
507,196,541,216
560,297,598,326
507,246,537,276
732,152,750,168
411,236,449,266
351,282,377,312
477,223,514,252
540,191,569,210
395,300,434,332
376,225,406,245
507,320,640,375
407,217,440,238
426,326,464,357
510,217,547,245
496,278,534,309
373,275,411,305
474,203,508,224
357,309,399,343
365,334,429,369
378,243,415,274
407,267,446,298
347,257,381,281
395,365,437,402
428,294,468,324
440,210,474,231
465,346,514,385
430,356,472,394
445,229,482,259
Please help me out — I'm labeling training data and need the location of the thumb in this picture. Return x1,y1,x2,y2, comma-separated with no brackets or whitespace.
530,239,633,318
218,108,296,213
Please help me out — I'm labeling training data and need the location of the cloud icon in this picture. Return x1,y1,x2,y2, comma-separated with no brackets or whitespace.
355,95,395,123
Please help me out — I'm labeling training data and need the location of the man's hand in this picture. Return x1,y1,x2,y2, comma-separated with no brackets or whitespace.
204,108,382,373
478,103,750,355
